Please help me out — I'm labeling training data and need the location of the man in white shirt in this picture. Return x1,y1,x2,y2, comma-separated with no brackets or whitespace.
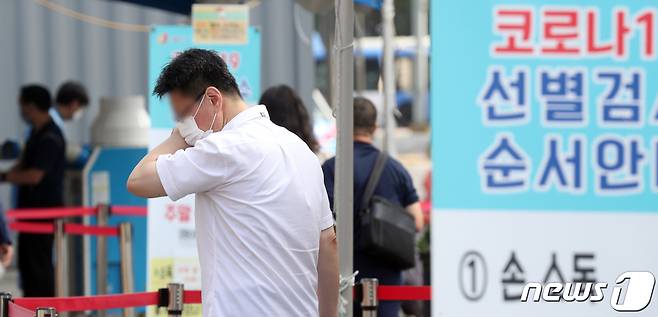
127,49,338,316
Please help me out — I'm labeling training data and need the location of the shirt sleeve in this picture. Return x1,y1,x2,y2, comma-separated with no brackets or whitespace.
156,139,230,201
321,159,335,212
319,185,335,231
398,163,420,207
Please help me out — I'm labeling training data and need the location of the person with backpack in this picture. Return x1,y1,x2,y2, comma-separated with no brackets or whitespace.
322,97,423,317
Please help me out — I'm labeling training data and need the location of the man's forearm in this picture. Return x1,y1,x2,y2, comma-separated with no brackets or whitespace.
147,130,190,161
4,169,44,185
406,202,424,231
127,131,187,197
318,227,339,317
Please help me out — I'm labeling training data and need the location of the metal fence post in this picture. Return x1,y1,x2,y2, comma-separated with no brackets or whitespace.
0,292,11,317
54,219,67,297
334,0,355,314
35,307,58,317
167,283,184,317
96,204,109,317
119,222,134,317
360,278,379,317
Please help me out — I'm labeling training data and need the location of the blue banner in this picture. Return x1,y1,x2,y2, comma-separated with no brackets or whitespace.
432,1,658,212
148,25,261,129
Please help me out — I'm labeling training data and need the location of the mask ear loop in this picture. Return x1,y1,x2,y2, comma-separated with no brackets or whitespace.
208,111,217,132
192,94,206,118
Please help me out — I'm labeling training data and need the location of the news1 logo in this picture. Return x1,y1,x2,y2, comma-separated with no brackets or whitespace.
520,271,656,312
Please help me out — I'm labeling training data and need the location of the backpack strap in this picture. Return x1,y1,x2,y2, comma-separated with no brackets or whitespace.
360,152,388,212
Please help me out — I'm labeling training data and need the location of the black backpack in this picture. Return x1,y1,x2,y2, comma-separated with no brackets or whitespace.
357,152,416,270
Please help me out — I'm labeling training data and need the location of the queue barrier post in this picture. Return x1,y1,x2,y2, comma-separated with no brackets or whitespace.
119,222,134,317
0,292,11,317
54,220,67,298
360,278,378,317
35,307,57,317
96,204,109,317
167,283,184,317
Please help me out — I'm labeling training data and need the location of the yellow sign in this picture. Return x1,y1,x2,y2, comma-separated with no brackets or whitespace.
147,257,202,317
192,4,249,45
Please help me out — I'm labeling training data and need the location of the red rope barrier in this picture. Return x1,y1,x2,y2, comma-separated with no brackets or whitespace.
8,302,34,317
7,207,96,220
12,290,203,312
9,222,121,237
111,205,147,217
13,292,159,312
378,286,431,301
184,290,202,304
10,286,429,312
9,222,54,234
64,223,119,237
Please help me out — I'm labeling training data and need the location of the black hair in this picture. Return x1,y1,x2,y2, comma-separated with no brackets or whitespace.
19,84,52,112
259,85,319,153
56,81,89,106
353,96,377,135
153,48,241,99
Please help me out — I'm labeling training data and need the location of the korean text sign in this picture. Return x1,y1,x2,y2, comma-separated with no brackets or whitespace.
431,1,658,316
433,1,658,212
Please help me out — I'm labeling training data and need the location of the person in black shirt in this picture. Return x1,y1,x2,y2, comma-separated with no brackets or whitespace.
322,97,423,317
0,85,65,297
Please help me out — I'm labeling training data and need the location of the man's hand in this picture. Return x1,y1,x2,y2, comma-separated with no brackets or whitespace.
0,244,13,267
169,128,188,148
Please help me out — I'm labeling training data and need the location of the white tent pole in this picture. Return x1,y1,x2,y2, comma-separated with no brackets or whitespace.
412,0,429,126
381,0,397,155
333,0,354,315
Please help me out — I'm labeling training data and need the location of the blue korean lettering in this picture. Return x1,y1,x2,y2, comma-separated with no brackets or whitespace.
594,68,644,127
478,66,530,125
479,133,530,193
593,135,646,195
535,134,585,193
537,68,587,127
653,138,658,193
650,96,658,125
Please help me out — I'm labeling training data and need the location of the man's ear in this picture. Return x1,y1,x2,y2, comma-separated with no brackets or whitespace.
369,125,377,135
207,87,223,110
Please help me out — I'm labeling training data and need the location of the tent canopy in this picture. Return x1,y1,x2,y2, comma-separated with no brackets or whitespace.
113,0,383,15
112,0,193,14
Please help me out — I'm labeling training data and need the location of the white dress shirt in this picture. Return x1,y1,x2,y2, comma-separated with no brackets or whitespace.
156,105,334,316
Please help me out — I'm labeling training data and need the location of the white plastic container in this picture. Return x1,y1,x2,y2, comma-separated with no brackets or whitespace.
91,96,150,147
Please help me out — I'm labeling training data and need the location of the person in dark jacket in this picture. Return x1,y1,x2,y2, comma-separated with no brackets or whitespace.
322,97,423,317
0,85,65,297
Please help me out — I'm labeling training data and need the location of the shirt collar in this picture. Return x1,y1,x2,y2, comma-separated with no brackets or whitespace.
223,105,269,131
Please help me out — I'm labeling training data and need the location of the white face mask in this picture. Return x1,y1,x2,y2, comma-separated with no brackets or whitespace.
72,108,84,121
176,93,217,146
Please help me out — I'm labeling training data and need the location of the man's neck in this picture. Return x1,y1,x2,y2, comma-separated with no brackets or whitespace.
354,134,374,144
218,97,248,131
32,113,52,131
